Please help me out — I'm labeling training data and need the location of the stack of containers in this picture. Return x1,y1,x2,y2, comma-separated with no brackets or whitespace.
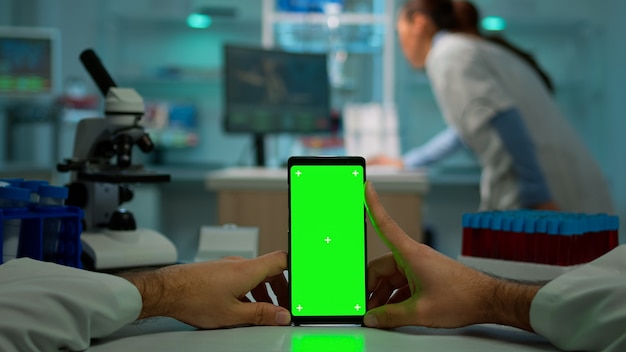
462,210,619,266
0,179,83,268
277,0,344,12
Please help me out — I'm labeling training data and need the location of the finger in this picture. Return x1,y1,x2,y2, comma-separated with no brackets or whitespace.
367,254,392,291
364,301,416,329
249,251,288,279
388,285,411,304
367,253,405,292
250,282,272,304
364,182,414,254
235,302,291,326
368,279,399,310
268,272,289,308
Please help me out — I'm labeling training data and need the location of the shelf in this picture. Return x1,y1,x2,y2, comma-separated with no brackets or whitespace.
268,12,387,25
262,0,396,106
118,76,221,87
274,22,385,53
117,69,222,88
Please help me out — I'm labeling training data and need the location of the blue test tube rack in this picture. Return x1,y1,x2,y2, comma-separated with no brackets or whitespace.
0,202,84,268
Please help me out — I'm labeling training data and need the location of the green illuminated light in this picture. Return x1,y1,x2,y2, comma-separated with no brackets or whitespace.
187,13,212,29
482,16,507,31
290,164,366,318
291,334,365,352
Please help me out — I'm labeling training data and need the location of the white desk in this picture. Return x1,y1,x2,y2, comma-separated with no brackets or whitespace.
205,167,429,260
88,318,560,351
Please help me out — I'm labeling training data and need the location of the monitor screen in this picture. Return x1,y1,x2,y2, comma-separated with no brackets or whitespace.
223,45,331,134
0,26,60,96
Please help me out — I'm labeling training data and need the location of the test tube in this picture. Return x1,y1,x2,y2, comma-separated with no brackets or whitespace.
0,186,30,263
37,185,69,263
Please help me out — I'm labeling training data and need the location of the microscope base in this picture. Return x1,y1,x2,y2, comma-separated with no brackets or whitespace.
81,228,178,270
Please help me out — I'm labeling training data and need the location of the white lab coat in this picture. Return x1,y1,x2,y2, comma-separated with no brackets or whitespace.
0,259,141,352
1,248,625,351
426,33,613,213
531,245,626,352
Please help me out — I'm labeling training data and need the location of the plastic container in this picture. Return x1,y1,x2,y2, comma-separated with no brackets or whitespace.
461,213,474,256
499,215,514,261
0,178,25,187
0,186,30,263
479,212,494,259
522,214,537,263
559,217,577,266
36,185,69,262
20,180,49,204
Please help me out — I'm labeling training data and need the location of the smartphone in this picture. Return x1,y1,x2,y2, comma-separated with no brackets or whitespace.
288,156,367,325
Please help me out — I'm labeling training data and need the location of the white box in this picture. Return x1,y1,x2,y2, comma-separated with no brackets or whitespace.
195,225,259,262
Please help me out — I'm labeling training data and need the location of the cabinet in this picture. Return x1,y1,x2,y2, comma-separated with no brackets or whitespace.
261,0,396,108
206,167,427,258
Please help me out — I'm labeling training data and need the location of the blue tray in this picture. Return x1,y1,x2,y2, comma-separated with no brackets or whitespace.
0,206,84,268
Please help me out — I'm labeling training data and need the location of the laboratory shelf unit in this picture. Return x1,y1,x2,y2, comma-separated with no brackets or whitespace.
261,0,396,108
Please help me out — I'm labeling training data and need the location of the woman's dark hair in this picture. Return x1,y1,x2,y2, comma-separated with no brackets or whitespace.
453,0,555,93
485,35,555,93
401,0,457,30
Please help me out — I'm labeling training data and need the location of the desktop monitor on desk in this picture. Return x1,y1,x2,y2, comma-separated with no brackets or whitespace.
0,26,61,99
0,27,61,166
223,44,331,166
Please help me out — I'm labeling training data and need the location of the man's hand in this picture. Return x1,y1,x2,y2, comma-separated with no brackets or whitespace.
121,251,291,329
365,182,540,331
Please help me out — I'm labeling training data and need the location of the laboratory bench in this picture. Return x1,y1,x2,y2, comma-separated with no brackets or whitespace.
87,318,560,351
137,164,478,261
205,167,429,260
0,162,480,260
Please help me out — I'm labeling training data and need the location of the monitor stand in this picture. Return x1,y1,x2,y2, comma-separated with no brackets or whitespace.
254,134,266,167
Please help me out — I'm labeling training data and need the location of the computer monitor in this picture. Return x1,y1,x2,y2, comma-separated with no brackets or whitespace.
0,26,61,98
223,44,331,166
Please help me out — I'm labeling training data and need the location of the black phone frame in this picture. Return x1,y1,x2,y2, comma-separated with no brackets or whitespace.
287,156,367,326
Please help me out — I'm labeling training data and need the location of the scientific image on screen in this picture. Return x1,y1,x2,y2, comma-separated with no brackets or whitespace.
289,164,366,320
224,45,331,134
0,34,54,94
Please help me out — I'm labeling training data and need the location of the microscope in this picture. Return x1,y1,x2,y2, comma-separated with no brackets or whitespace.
57,49,177,270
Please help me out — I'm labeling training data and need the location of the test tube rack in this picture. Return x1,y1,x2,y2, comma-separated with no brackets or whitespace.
0,206,84,268
458,210,619,281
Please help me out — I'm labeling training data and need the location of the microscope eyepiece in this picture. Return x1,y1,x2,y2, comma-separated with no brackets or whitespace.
80,49,117,96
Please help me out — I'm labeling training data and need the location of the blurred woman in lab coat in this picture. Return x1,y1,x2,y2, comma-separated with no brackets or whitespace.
372,0,613,213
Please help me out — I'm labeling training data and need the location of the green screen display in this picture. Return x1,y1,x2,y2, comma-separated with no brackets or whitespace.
289,162,366,320
290,333,365,351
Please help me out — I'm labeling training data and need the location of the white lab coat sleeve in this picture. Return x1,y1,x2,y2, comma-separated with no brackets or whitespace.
426,36,515,136
530,245,626,352
403,127,464,168
0,258,142,352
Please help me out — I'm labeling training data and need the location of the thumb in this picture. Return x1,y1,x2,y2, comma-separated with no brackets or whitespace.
235,302,292,326
365,182,413,253
364,302,415,329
